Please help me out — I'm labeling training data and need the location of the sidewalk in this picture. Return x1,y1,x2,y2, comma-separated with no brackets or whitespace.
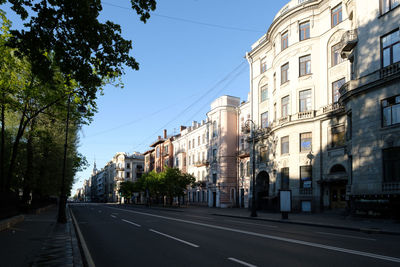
0,205,82,267
127,204,400,235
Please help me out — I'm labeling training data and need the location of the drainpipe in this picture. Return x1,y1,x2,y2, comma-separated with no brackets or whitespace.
246,52,254,210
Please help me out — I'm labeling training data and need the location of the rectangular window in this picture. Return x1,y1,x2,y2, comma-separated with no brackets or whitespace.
192,139,195,148
213,149,217,162
273,73,276,91
164,145,168,154
331,4,342,27
188,141,191,150
381,0,400,14
331,125,345,148
299,89,312,112
261,112,269,128
281,136,289,155
332,78,345,103
260,147,267,162
299,21,310,41
274,103,277,122
381,30,400,67
246,161,250,177
299,55,311,76
281,31,289,50
346,112,352,141
300,166,312,188
202,134,206,144
300,132,312,152
260,58,267,73
281,167,289,190
260,84,268,102
332,43,344,66
383,147,400,182
382,95,400,126
281,95,289,117
126,172,130,178
281,63,289,84
212,173,217,184
198,136,200,146
213,121,218,138
126,163,130,169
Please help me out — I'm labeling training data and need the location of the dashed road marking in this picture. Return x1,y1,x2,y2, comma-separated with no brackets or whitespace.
149,229,199,248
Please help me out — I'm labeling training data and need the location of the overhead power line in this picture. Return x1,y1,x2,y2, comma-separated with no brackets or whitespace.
102,2,264,33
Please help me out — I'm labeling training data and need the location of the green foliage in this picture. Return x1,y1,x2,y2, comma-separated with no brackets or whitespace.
118,181,136,200
133,168,195,203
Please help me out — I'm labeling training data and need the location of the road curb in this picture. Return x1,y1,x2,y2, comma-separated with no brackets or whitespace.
0,215,24,232
70,207,96,267
211,213,400,236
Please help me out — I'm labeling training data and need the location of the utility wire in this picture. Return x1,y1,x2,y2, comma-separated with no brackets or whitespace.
102,1,264,33
132,60,247,152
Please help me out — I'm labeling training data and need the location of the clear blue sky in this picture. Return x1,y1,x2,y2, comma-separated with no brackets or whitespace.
2,0,289,194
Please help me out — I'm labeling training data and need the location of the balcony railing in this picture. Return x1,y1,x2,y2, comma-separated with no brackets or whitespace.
279,115,291,124
299,188,313,195
297,110,314,120
322,102,344,114
380,61,400,79
340,29,358,58
194,160,209,167
382,182,400,192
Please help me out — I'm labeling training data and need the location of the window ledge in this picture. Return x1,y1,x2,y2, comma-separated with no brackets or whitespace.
380,123,400,131
281,81,290,86
379,5,400,18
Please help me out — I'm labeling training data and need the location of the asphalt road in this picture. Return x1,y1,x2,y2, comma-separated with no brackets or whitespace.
70,203,400,267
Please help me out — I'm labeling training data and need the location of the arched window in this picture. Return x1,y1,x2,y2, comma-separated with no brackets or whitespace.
330,164,346,173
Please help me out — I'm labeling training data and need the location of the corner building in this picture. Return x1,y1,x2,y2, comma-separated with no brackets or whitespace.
247,0,353,212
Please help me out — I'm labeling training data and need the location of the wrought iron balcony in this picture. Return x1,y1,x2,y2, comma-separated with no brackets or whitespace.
382,182,400,192
299,188,313,195
194,160,209,167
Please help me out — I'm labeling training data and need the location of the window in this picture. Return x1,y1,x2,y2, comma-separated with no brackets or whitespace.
202,134,206,144
260,58,267,73
164,145,168,154
300,166,312,188
382,95,400,126
213,121,218,137
198,136,200,146
299,21,310,41
202,151,205,161
331,4,342,27
212,173,217,184
126,172,130,178
299,55,311,76
260,84,268,102
274,103,277,122
332,78,345,103
156,147,160,157
281,167,289,190
332,43,344,66
175,157,179,167
273,73,276,91
382,30,400,67
261,112,269,128
381,0,400,14
281,95,289,117
240,162,244,177
300,132,312,152
383,147,400,182
192,139,195,148
299,89,312,112
281,31,289,50
126,163,130,169
188,140,191,150
246,161,250,177
331,125,345,148
260,147,267,162
213,149,217,162
281,63,289,84
281,136,289,155
346,112,352,140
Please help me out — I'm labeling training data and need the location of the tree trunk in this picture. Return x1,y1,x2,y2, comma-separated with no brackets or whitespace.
22,119,35,207
5,104,28,192
0,90,5,192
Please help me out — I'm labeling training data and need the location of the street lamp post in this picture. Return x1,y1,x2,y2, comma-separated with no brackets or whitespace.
245,119,257,217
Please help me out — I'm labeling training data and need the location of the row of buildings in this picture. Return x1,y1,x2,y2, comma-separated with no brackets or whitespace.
77,0,400,215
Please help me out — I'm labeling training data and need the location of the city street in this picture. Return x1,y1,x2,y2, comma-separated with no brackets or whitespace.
70,204,400,267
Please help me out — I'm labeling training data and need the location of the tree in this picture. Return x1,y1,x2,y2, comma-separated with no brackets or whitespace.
119,181,135,203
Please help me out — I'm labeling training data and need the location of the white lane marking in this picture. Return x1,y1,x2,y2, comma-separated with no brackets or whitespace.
110,215,117,219
149,229,199,248
228,257,257,267
106,206,400,263
316,231,376,241
121,219,141,227
225,219,278,228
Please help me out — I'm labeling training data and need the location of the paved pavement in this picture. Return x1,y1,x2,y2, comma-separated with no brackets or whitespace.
0,205,82,267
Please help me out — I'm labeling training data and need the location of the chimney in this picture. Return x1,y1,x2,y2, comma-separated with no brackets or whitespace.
163,129,167,139
158,135,161,140
180,125,186,132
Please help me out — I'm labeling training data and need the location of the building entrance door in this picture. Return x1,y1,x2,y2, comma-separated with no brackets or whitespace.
330,185,346,209
240,189,245,208
213,192,216,207
256,171,269,210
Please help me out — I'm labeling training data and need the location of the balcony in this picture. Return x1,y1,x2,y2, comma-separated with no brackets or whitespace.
322,103,344,114
296,110,314,120
382,182,400,192
380,61,400,79
340,29,358,58
299,188,313,195
194,160,209,167
116,167,124,171
238,148,250,158
279,115,291,125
